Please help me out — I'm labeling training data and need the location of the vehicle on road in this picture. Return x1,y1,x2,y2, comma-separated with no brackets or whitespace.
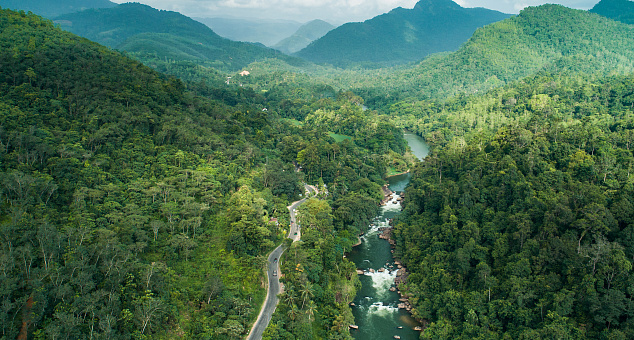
273,270,277,276
274,258,278,263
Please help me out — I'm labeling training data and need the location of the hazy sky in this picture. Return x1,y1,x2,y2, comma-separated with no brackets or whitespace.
110,0,600,23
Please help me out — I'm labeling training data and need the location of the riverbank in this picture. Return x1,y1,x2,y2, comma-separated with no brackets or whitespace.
386,169,410,178
351,182,423,333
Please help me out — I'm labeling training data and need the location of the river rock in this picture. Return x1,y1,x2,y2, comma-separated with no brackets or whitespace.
378,268,385,272
349,325,358,329
390,287,396,292
414,326,423,331
356,270,364,275
369,268,375,273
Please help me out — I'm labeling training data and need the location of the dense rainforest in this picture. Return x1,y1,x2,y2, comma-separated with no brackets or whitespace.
394,72,634,338
0,8,408,339
54,3,301,72
4,0,634,339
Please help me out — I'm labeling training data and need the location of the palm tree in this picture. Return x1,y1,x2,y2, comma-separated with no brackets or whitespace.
300,281,314,309
287,304,300,321
283,288,296,307
305,300,317,321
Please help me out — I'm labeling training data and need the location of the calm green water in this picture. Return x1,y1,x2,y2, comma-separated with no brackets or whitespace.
349,133,428,340
403,132,429,161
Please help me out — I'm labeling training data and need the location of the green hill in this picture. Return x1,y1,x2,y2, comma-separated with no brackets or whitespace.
0,0,115,18
273,19,335,54
0,8,409,339
590,0,634,24
295,0,511,67
397,71,634,338
353,4,634,107
54,3,301,71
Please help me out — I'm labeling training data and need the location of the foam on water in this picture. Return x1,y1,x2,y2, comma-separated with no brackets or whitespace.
364,268,397,300
367,302,399,318
382,193,402,214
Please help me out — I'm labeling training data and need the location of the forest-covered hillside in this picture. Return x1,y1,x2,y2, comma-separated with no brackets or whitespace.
54,3,301,72
0,0,116,18
394,71,634,338
296,0,510,67
0,8,409,339
347,4,634,107
591,0,634,24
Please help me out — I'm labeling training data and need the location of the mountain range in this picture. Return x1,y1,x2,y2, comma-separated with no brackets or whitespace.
273,20,336,54
352,4,634,105
53,3,301,71
0,0,115,18
194,17,303,47
295,0,511,67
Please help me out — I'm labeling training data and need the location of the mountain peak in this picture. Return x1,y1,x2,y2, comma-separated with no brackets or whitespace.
414,0,462,10
590,0,634,24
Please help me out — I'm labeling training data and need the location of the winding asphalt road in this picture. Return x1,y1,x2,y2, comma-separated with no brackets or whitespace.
246,184,316,340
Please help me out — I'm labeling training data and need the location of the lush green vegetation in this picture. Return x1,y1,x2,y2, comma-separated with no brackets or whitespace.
6,0,634,338
0,0,115,18
353,4,634,108
0,8,407,339
394,72,634,338
591,0,634,25
295,0,510,67
54,3,301,72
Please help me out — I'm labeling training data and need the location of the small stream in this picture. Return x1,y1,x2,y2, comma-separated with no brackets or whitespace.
348,132,428,340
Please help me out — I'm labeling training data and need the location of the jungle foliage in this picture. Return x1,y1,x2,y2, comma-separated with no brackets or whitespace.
395,72,634,339
0,8,406,339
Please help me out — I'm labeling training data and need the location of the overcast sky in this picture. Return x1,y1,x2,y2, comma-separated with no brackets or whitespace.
110,0,600,23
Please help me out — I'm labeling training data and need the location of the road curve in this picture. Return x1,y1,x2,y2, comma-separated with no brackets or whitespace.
246,185,315,340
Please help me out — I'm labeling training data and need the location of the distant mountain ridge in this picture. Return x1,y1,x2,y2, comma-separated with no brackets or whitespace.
273,20,335,54
296,0,511,67
54,3,301,71
352,4,634,105
590,0,634,24
194,17,302,46
0,0,116,18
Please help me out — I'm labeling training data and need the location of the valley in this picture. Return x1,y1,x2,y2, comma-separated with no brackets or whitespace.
1,0,634,339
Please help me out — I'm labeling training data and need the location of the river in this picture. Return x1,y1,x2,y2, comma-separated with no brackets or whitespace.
349,132,428,340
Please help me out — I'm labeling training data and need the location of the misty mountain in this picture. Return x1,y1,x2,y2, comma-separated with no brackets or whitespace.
296,0,511,67
357,4,634,104
194,17,302,46
273,20,336,54
54,3,301,71
0,0,115,18
590,0,634,24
